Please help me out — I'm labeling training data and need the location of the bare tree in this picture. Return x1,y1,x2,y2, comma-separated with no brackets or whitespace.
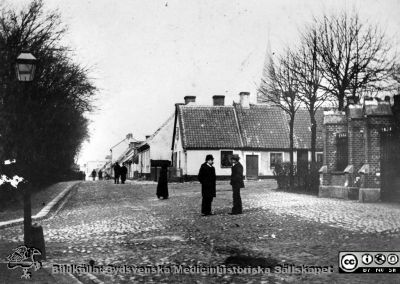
0,0,96,184
258,50,301,188
291,27,328,163
393,64,400,88
314,10,395,110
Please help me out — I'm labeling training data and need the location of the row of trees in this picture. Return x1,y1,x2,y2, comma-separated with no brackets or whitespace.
258,10,398,189
0,0,96,190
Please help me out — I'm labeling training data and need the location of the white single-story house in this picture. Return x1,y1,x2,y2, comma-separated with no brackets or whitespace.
136,114,175,180
171,93,323,180
117,142,143,179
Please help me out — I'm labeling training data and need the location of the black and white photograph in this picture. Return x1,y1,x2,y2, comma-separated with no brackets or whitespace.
1,0,400,283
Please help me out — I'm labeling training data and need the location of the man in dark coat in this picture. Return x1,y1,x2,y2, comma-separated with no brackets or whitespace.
91,169,97,181
113,162,121,184
120,163,128,184
230,154,244,214
197,154,216,216
98,170,103,180
157,165,169,199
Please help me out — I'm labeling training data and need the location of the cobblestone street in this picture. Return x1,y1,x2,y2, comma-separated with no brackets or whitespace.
250,188,400,234
1,180,400,283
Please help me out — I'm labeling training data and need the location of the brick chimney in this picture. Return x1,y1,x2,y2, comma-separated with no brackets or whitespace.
184,96,196,104
239,92,250,108
212,95,225,106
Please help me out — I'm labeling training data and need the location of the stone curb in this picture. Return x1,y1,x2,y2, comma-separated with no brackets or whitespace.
0,181,81,229
77,272,105,284
42,264,84,284
66,272,85,284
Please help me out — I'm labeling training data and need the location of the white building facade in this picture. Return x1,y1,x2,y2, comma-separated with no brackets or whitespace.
171,93,323,180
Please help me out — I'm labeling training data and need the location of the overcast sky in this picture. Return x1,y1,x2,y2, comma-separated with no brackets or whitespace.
10,0,400,165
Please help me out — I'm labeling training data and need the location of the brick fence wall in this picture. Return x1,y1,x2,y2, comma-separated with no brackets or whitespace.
320,102,395,202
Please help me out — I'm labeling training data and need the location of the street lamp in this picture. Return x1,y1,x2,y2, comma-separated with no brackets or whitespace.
15,52,37,247
16,52,37,81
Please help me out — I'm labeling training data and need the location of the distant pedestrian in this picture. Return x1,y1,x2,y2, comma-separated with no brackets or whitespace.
120,163,128,184
197,154,216,216
113,162,121,184
98,170,103,180
230,154,244,215
91,169,97,181
157,165,169,199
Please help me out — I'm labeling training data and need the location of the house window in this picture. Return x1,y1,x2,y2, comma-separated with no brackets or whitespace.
221,151,233,167
336,133,348,171
178,151,181,168
316,152,323,164
270,153,283,168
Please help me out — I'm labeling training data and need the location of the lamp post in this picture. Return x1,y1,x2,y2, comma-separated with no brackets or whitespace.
16,52,37,246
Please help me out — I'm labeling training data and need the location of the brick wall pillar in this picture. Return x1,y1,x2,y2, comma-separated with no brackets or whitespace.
363,116,394,188
347,105,364,187
358,100,393,202
323,111,348,172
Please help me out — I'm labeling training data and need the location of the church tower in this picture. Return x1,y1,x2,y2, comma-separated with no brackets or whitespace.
257,31,275,104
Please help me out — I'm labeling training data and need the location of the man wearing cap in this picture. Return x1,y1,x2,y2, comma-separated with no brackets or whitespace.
230,154,244,214
197,154,216,216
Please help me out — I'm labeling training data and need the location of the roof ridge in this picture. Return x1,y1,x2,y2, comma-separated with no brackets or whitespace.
146,113,175,142
180,105,234,108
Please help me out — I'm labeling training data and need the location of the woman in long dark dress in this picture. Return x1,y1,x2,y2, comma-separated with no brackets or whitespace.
157,166,169,199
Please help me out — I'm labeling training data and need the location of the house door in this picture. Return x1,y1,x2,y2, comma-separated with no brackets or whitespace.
246,155,258,180
380,129,400,201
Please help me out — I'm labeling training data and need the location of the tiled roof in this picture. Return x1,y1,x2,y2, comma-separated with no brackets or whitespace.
293,108,324,149
178,105,243,149
234,104,290,148
177,103,323,150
